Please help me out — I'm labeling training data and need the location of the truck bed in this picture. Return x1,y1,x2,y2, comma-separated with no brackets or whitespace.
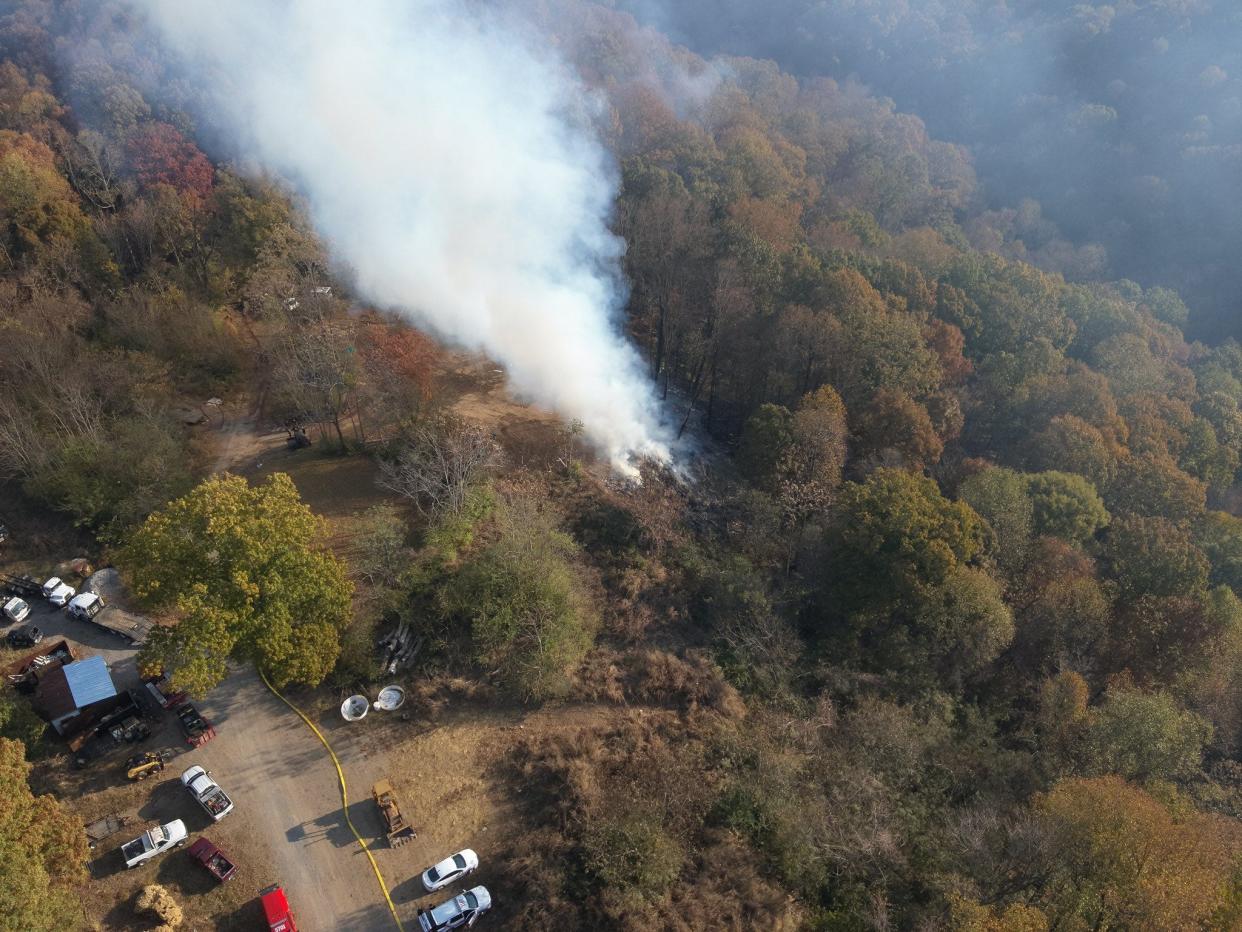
201,789,232,817
188,838,237,881
88,607,153,644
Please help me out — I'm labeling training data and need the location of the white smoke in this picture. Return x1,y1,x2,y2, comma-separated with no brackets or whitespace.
132,0,671,474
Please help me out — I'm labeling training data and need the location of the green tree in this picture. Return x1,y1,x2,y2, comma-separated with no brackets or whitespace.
1179,417,1238,493
1023,415,1119,489
891,565,1014,689
1084,687,1213,782
828,468,985,607
1012,540,1112,676
123,473,353,693
736,402,794,491
582,813,684,901
440,497,596,700
0,738,87,931
1196,510,1242,594
0,693,44,750
1026,471,1110,545
1101,514,1209,599
1105,454,1206,523
959,466,1035,574
852,388,945,470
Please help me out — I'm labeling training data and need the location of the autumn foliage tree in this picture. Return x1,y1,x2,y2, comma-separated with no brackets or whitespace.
125,122,214,205
1032,777,1242,931
0,738,88,931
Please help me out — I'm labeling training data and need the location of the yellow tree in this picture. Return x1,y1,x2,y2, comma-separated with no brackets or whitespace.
0,738,88,931
124,473,353,693
1033,776,1242,931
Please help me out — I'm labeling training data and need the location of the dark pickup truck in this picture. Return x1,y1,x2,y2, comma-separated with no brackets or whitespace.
188,837,237,882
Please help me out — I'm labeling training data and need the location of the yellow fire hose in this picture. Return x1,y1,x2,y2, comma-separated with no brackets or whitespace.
259,670,405,932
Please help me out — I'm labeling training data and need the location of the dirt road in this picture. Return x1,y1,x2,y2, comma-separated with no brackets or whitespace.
192,669,397,932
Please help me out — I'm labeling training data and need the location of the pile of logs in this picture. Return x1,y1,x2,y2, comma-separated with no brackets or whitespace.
377,622,423,675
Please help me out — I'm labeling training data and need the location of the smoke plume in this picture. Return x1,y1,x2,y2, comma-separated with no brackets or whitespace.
132,0,671,474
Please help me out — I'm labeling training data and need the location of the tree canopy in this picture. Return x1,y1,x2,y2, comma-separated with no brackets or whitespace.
0,738,87,932
124,473,353,693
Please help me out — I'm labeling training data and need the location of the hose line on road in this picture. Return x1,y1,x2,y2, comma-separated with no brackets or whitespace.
259,670,406,932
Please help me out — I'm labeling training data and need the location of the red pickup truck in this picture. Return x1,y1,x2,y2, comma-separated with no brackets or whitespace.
260,884,298,932
187,837,237,882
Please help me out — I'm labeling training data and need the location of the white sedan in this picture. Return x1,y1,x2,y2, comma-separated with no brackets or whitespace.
421,848,479,892
3,597,30,624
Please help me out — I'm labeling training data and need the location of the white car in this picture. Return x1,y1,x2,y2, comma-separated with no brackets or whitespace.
421,848,479,892
418,886,491,930
3,597,30,624
41,577,75,607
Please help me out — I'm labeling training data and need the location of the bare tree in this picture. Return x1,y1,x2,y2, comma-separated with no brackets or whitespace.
377,419,501,517
269,318,357,447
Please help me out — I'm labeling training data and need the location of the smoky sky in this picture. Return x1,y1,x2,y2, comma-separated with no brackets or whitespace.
125,0,672,475
618,0,1242,343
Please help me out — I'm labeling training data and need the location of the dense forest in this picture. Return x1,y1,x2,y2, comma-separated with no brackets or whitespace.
3,0,1242,929
619,0,1242,344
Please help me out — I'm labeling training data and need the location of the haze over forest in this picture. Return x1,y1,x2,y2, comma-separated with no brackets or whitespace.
622,0,1242,343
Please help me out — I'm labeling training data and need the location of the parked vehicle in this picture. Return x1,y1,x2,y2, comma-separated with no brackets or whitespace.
417,886,492,931
125,751,169,781
40,576,75,606
260,884,298,932
421,849,479,893
3,597,30,624
121,819,187,868
173,701,216,746
181,765,234,821
1,574,40,598
4,639,73,693
66,592,153,644
6,625,43,648
188,837,237,882
372,779,416,846
143,672,188,710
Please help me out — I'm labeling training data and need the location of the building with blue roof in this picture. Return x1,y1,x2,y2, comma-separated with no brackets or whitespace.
34,654,122,736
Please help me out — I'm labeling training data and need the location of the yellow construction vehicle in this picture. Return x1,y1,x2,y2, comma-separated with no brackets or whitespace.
125,751,167,781
372,779,416,846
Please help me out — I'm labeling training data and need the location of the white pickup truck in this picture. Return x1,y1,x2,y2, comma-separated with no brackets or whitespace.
181,765,234,821
121,819,187,868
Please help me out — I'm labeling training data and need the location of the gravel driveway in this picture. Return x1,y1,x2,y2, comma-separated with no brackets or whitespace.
191,667,396,932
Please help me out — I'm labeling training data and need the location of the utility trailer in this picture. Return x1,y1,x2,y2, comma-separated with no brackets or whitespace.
71,691,151,768
85,813,132,849
372,779,416,846
1,573,41,599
